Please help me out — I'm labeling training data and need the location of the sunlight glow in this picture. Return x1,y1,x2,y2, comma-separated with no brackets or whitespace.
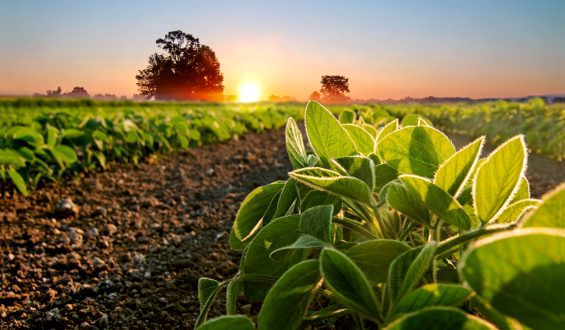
238,82,261,102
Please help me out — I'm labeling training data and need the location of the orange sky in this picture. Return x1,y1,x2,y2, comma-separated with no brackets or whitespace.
1,1,564,100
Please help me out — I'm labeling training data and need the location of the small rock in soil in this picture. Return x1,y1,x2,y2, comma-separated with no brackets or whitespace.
53,197,80,218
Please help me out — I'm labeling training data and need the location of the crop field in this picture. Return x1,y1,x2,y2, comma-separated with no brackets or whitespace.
1,98,564,329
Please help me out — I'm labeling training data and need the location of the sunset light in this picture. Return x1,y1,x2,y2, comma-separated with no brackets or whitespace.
238,82,261,102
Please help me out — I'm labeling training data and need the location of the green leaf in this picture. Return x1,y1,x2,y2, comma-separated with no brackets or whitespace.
241,215,303,301
258,260,321,330
342,124,375,155
299,205,333,243
62,128,85,139
231,181,285,243
398,175,471,230
196,315,254,330
460,228,565,330
374,164,398,191
273,179,298,218
17,147,35,161
434,136,484,197
496,199,541,224
338,109,356,123
388,242,437,304
51,145,78,165
299,190,341,213
270,234,330,258
286,117,308,169
13,127,44,146
195,278,223,327
391,284,472,316
290,167,374,205
320,248,380,318
522,183,565,228
377,126,455,178
473,135,527,224
8,168,28,195
305,101,357,159
376,119,398,145
386,181,430,226
226,276,240,315
0,148,26,167
346,239,410,283
332,156,375,190
512,176,531,202
46,126,58,147
385,307,496,330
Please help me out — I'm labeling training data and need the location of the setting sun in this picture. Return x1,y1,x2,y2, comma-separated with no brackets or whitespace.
238,83,261,102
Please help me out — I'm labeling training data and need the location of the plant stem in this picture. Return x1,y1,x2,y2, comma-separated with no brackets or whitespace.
435,223,516,257
333,217,378,239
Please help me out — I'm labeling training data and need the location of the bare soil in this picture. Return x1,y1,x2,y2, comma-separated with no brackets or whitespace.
1,128,563,329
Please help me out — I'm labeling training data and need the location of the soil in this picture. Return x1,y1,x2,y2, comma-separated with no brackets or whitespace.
1,128,564,329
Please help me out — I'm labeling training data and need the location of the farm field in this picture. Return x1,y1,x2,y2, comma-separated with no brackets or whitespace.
1,100,565,329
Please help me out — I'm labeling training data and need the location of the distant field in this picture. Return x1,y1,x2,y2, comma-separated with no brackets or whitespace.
1,98,563,195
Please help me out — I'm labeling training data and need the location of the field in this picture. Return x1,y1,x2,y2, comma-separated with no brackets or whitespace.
2,99,565,329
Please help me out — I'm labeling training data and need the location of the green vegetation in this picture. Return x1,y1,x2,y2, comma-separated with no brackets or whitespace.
197,101,565,329
1,97,563,196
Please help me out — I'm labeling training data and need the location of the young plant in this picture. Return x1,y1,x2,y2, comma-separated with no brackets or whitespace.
197,101,565,329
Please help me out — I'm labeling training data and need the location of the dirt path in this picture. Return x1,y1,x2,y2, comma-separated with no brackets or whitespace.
1,128,564,329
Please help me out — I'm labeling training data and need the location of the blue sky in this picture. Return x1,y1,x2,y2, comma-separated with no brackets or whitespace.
1,0,563,99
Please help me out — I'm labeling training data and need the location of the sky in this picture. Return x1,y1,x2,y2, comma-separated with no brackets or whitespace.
1,0,564,100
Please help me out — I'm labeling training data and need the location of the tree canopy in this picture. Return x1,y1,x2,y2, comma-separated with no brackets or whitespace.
136,31,224,101
320,75,350,103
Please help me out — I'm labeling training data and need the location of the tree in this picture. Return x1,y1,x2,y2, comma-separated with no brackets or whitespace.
136,30,224,101
46,87,62,97
320,75,350,103
309,91,321,101
64,87,89,98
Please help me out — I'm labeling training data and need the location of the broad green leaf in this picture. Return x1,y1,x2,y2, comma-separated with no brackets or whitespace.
460,228,565,330
377,126,455,178
392,284,472,316
299,205,333,243
374,164,398,191
195,278,223,327
305,101,357,159
473,135,527,224
273,179,297,218
388,242,437,304
470,295,527,330
363,124,378,138
198,278,220,311
197,315,254,330
375,119,398,145
496,199,541,224
332,156,375,189
387,181,430,226
299,190,341,213
385,307,496,330
62,128,85,139
523,183,565,228
346,239,410,283
343,124,375,155
399,175,471,230
0,148,26,167
400,114,422,127
46,126,58,147
241,215,303,301
7,168,28,195
434,136,484,197
338,109,356,123
226,276,240,315
290,167,374,205
50,145,78,167
261,191,282,226
17,147,35,161
13,127,44,146
512,176,531,202
320,249,380,318
286,117,307,169
231,181,285,243
258,260,321,330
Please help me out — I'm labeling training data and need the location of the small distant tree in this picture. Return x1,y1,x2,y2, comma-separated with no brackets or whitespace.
320,75,350,103
136,30,224,101
46,87,62,97
309,91,321,101
64,87,89,98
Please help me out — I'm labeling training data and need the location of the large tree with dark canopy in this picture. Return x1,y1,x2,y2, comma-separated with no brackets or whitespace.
320,75,351,103
136,31,224,101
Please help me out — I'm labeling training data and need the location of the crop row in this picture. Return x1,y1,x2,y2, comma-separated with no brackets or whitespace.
196,101,565,329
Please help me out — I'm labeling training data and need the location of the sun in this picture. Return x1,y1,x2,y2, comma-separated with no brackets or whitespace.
238,82,261,103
